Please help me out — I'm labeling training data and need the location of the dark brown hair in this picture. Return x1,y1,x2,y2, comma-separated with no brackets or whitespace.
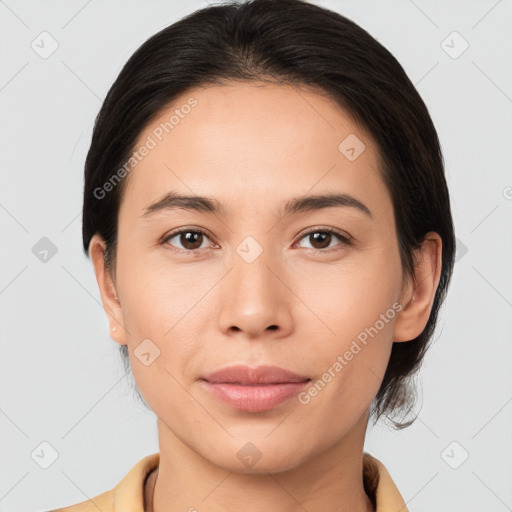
82,0,455,429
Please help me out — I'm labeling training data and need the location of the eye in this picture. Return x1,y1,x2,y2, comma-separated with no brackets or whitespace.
162,228,214,252
162,226,352,253
295,227,352,252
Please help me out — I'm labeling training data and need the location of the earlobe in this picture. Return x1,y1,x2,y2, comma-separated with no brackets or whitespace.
393,232,443,343
88,234,127,346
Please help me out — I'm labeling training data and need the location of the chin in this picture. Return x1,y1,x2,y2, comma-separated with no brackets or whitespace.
202,438,310,475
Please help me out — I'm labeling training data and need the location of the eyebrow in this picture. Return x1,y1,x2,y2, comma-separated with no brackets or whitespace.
141,191,372,219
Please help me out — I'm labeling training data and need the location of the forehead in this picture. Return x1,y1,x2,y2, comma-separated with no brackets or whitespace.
119,82,388,219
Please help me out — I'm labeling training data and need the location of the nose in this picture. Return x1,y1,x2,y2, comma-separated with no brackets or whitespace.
217,244,294,340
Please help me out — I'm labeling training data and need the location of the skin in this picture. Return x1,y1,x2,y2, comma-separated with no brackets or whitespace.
89,82,442,512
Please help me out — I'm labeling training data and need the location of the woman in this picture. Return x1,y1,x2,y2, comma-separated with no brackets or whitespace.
54,0,455,510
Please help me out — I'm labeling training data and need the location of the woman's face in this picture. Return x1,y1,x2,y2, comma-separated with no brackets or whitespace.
92,82,425,472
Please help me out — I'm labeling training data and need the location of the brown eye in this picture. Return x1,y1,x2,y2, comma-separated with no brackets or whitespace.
296,228,351,251
164,229,211,251
308,231,332,249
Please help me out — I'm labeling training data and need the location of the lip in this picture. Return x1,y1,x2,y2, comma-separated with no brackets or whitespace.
200,365,310,413
203,364,309,384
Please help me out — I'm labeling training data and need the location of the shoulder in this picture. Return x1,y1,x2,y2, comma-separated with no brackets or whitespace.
363,452,409,512
50,453,160,512
50,488,114,512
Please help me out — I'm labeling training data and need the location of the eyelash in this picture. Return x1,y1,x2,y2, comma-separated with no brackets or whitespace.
162,226,352,254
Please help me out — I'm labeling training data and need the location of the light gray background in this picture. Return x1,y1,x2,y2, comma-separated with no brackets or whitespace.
1,0,511,511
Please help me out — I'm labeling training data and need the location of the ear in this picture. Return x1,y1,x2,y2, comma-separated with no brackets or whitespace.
393,232,443,343
89,234,127,346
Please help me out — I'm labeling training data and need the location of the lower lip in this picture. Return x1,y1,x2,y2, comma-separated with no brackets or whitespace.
201,380,310,412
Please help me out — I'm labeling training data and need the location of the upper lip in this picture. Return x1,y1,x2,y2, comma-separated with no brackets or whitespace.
202,365,310,385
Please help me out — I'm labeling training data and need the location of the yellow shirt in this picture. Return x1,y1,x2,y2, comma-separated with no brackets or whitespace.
51,452,408,512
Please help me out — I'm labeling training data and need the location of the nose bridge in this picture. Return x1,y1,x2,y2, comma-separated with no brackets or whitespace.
231,236,279,308
217,234,292,337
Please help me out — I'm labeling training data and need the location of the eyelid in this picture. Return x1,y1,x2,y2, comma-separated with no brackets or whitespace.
295,225,352,242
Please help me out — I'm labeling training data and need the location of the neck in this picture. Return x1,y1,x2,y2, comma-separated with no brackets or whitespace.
148,411,374,512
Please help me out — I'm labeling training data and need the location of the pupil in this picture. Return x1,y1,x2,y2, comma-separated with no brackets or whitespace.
312,232,330,249
182,232,202,250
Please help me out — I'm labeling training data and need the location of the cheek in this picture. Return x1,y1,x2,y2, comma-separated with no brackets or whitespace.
116,250,208,382
125,303,203,415
294,245,402,343
115,243,192,336
293,243,401,401
298,309,396,432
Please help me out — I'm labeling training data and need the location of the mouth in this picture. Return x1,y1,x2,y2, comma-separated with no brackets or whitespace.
202,364,310,384
200,364,311,412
